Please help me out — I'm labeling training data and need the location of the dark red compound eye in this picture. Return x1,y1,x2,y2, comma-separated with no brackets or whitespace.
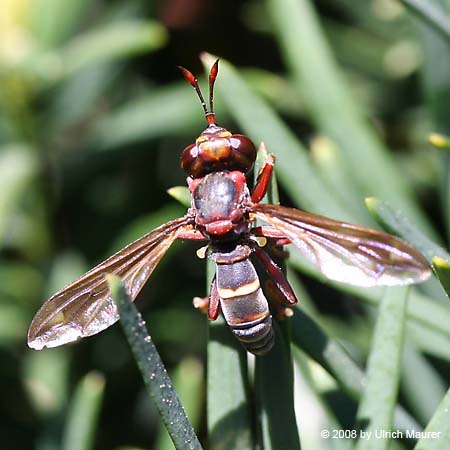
229,134,257,174
180,143,200,177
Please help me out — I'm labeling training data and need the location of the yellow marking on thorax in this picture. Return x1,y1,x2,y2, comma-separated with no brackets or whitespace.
196,136,207,144
218,278,260,299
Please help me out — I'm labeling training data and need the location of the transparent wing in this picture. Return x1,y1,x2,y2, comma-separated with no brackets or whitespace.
28,217,192,350
253,204,431,287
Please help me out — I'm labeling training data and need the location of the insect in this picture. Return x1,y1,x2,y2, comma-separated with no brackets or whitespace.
28,61,431,355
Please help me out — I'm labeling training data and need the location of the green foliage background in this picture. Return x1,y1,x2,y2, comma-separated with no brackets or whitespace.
1,0,450,449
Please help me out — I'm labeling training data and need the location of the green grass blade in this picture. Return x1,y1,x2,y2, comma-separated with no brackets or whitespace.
30,0,90,48
108,275,203,450
90,68,300,152
27,20,167,83
23,349,70,418
406,290,450,347
0,302,28,342
255,322,301,450
90,82,207,150
355,287,409,450
62,20,167,77
154,358,203,450
62,372,105,450
401,341,447,426
431,257,450,299
199,53,356,222
291,307,363,401
207,316,253,450
287,272,421,433
241,68,305,118
365,195,443,243
407,321,450,361
167,187,191,209
108,204,185,253
266,0,435,238
0,263,40,343
29,358,69,450
365,197,449,299
413,387,450,449
252,143,300,449
291,351,353,450
0,144,38,247
406,0,450,238
400,0,450,43
287,245,450,342
310,136,374,223
49,64,120,131
115,447,147,450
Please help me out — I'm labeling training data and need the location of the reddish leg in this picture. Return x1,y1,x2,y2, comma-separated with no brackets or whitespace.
263,279,295,319
253,246,298,306
192,276,221,321
177,228,208,241
208,276,221,320
252,226,292,246
251,153,276,203
192,296,209,312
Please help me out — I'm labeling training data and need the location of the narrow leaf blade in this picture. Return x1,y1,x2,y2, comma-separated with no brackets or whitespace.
62,372,105,450
414,387,450,449
255,322,301,450
108,275,203,450
355,287,409,450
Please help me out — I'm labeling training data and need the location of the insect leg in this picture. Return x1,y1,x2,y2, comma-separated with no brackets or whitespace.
253,246,298,306
208,276,221,320
252,226,292,246
251,153,276,203
192,276,221,320
177,229,208,241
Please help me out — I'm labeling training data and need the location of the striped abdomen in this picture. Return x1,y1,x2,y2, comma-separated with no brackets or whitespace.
215,257,274,355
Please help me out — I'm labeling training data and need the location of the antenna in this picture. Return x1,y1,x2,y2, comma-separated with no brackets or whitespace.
208,59,219,120
178,61,219,125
